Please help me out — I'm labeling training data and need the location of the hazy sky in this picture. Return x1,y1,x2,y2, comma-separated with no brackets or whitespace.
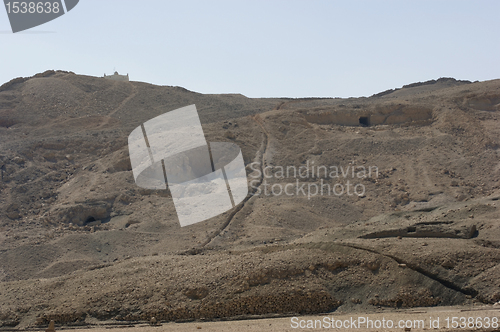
1,0,499,98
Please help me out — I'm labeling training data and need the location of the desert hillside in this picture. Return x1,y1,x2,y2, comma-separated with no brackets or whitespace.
0,71,499,329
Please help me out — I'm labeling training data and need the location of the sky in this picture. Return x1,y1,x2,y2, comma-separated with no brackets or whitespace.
1,0,499,98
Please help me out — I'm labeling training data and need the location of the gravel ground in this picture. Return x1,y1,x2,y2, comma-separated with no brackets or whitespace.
46,305,500,332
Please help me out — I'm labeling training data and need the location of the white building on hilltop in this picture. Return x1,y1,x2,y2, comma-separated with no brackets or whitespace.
104,71,129,81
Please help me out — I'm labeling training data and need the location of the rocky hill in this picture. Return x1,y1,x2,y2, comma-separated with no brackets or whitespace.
0,71,499,329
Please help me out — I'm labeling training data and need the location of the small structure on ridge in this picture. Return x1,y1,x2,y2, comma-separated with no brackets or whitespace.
104,71,129,81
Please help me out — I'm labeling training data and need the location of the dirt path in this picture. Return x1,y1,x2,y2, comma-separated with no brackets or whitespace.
98,82,137,128
200,114,271,247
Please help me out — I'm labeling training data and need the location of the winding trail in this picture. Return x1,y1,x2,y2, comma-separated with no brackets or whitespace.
200,113,272,248
98,82,137,128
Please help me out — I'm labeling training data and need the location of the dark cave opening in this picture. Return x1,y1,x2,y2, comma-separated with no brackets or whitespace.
84,216,97,225
359,116,370,126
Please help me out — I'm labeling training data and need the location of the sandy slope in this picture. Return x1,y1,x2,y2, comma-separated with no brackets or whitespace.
0,72,499,329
